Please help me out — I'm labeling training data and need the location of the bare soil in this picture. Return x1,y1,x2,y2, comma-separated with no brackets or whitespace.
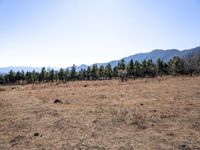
0,76,200,150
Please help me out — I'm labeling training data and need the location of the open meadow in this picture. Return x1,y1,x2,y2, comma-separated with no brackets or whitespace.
0,76,200,150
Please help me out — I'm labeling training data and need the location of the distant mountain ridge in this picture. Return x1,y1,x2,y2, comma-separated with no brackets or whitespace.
93,46,200,68
0,46,199,73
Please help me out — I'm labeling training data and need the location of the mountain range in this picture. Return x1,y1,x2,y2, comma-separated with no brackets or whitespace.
0,46,199,73
94,46,200,68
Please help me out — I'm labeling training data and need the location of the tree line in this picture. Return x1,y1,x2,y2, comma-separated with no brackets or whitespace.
0,54,200,84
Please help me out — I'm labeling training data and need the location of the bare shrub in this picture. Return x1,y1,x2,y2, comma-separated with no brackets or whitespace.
111,107,149,130
111,107,129,123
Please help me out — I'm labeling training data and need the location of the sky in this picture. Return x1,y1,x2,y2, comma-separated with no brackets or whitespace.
0,0,200,67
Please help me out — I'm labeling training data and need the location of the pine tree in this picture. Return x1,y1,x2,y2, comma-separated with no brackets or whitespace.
49,69,55,82
15,71,21,82
35,72,40,83
25,71,32,83
71,64,77,80
58,68,64,81
141,60,147,77
113,67,118,77
105,63,113,79
4,74,9,84
31,70,36,83
99,65,105,79
146,59,156,77
20,70,25,81
157,58,165,76
0,75,4,84
127,59,134,78
54,71,59,82
168,56,184,75
91,64,99,80
78,69,85,80
8,70,16,83
135,61,141,77
41,67,46,82
117,59,126,70
86,66,91,80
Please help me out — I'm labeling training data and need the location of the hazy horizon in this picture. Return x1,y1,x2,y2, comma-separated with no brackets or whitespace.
0,45,199,69
0,0,200,67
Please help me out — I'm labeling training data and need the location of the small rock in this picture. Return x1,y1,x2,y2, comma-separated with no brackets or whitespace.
140,103,144,106
65,100,70,104
34,133,39,136
54,99,63,104
179,144,188,150
84,85,87,87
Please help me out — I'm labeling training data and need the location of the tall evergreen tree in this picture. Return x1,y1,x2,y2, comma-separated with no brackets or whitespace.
157,58,165,76
91,64,99,79
113,66,118,77
41,67,46,82
78,68,85,80
15,71,21,82
4,74,9,84
25,71,32,83
127,59,135,78
35,72,40,83
31,70,36,83
134,61,141,77
8,70,16,83
99,65,105,79
20,70,25,81
71,64,77,80
49,69,55,82
54,71,59,82
146,59,156,77
0,75,4,84
168,56,184,75
117,59,126,70
105,63,113,79
83,69,87,79
58,68,64,81
86,66,91,80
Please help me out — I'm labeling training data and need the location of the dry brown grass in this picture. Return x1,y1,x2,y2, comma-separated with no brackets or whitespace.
0,76,200,149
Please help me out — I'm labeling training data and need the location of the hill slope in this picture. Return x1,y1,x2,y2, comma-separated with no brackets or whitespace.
95,46,200,68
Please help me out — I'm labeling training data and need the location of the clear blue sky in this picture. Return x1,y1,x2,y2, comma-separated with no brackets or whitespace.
0,0,200,67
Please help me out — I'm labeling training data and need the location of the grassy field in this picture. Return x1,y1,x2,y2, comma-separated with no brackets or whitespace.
0,76,200,150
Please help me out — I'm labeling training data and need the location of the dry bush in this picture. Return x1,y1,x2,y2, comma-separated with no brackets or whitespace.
111,107,129,123
110,106,150,130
